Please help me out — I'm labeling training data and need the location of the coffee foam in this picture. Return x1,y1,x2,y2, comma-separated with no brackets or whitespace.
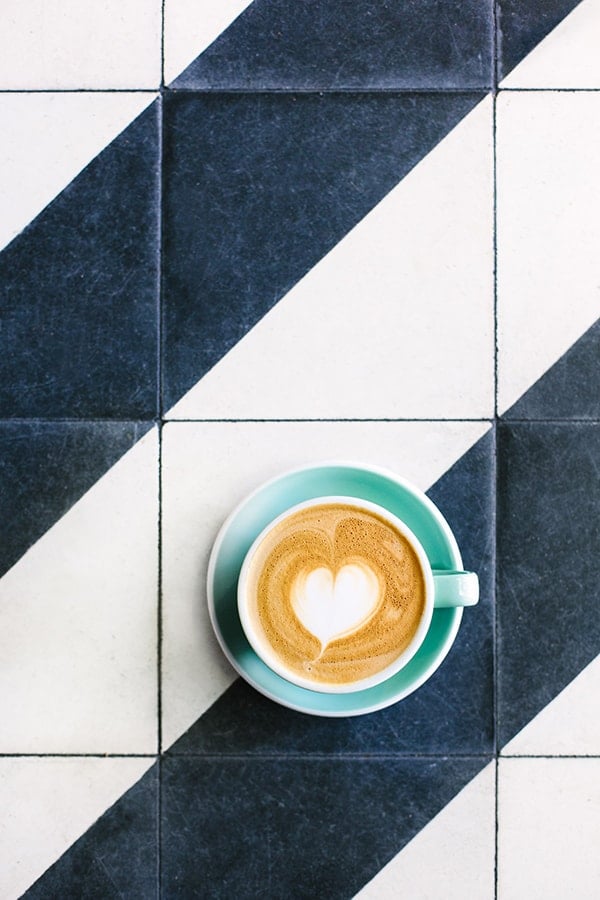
245,503,426,686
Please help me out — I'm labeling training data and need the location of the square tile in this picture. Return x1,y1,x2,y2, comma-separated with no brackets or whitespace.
161,757,488,898
169,0,494,90
161,90,484,411
498,759,600,899
497,423,600,750
160,420,491,750
497,91,600,416
0,0,161,89
0,100,160,419
0,428,159,753
0,758,157,900
166,98,494,421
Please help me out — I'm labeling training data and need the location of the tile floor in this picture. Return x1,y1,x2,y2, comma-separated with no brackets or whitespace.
0,1,599,898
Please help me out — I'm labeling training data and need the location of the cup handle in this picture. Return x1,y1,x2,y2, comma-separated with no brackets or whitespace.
432,571,479,608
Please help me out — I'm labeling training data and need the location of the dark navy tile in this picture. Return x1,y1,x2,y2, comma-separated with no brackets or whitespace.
497,422,600,748
171,0,494,90
160,756,487,899
0,103,160,419
162,91,483,409
168,431,495,756
498,0,583,81
0,420,151,578
25,763,158,900
504,317,600,420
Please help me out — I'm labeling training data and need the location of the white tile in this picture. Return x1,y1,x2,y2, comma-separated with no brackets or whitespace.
160,420,489,748
0,756,154,900
498,758,600,900
497,92,600,414
501,0,600,89
0,429,158,754
0,0,161,89
356,763,495,900
166,98,494,421
502,655,600,756
164,0,254,84
0,92,155,253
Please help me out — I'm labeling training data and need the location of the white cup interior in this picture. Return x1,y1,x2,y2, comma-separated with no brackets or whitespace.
237,496,435,693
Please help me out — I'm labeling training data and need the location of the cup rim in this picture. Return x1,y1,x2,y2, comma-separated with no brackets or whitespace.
236,494,436,694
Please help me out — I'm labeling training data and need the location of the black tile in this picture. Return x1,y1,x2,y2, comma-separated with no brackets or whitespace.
160,756,487,899
171,0,494,90
497,422,600,747
504,318,600,420
162,91,482,409
168,430,495,756
24,764,159,900
498,0,583,81
0,103,160,419
0,420,152,578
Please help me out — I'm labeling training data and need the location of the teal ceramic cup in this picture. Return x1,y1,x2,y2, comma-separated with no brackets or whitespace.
236,495,478,694
207,462,479,716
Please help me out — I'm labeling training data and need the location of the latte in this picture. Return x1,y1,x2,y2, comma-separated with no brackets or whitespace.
243,501,426,688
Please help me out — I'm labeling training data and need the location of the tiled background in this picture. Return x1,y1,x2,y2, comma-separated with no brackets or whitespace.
0,1,599,897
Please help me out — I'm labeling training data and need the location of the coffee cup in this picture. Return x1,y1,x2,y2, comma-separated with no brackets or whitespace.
237,496,478,694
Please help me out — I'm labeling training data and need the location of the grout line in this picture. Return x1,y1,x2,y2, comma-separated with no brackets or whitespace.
0,753,159,758
160,752,496,761
0,418,161,426
0,86,599,95
497,417,600,424
0,88,159,94
493,98,499,420
495,755,500,897
492,7,499,893
150,86,600,96
160,0,166,89
157,420,163,758
161,417,496,424
2,417,597,427
157,48,166,892
1,751,598,760
162,86,493,95
2,416,598,426
499,87,600,93
499,754,600,759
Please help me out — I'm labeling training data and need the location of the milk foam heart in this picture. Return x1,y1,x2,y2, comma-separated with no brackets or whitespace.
291,563,381,649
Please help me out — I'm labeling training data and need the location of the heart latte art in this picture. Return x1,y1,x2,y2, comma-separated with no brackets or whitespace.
245,503,426,686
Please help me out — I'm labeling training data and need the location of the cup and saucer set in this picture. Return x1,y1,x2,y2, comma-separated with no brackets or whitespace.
207,462,478,717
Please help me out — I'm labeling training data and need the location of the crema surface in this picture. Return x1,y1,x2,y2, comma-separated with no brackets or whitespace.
245,503,426,686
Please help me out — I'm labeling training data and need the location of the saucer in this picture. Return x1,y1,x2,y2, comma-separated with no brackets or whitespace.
207,462,463,717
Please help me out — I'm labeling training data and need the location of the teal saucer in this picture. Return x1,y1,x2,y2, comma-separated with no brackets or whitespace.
207,462,463,716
